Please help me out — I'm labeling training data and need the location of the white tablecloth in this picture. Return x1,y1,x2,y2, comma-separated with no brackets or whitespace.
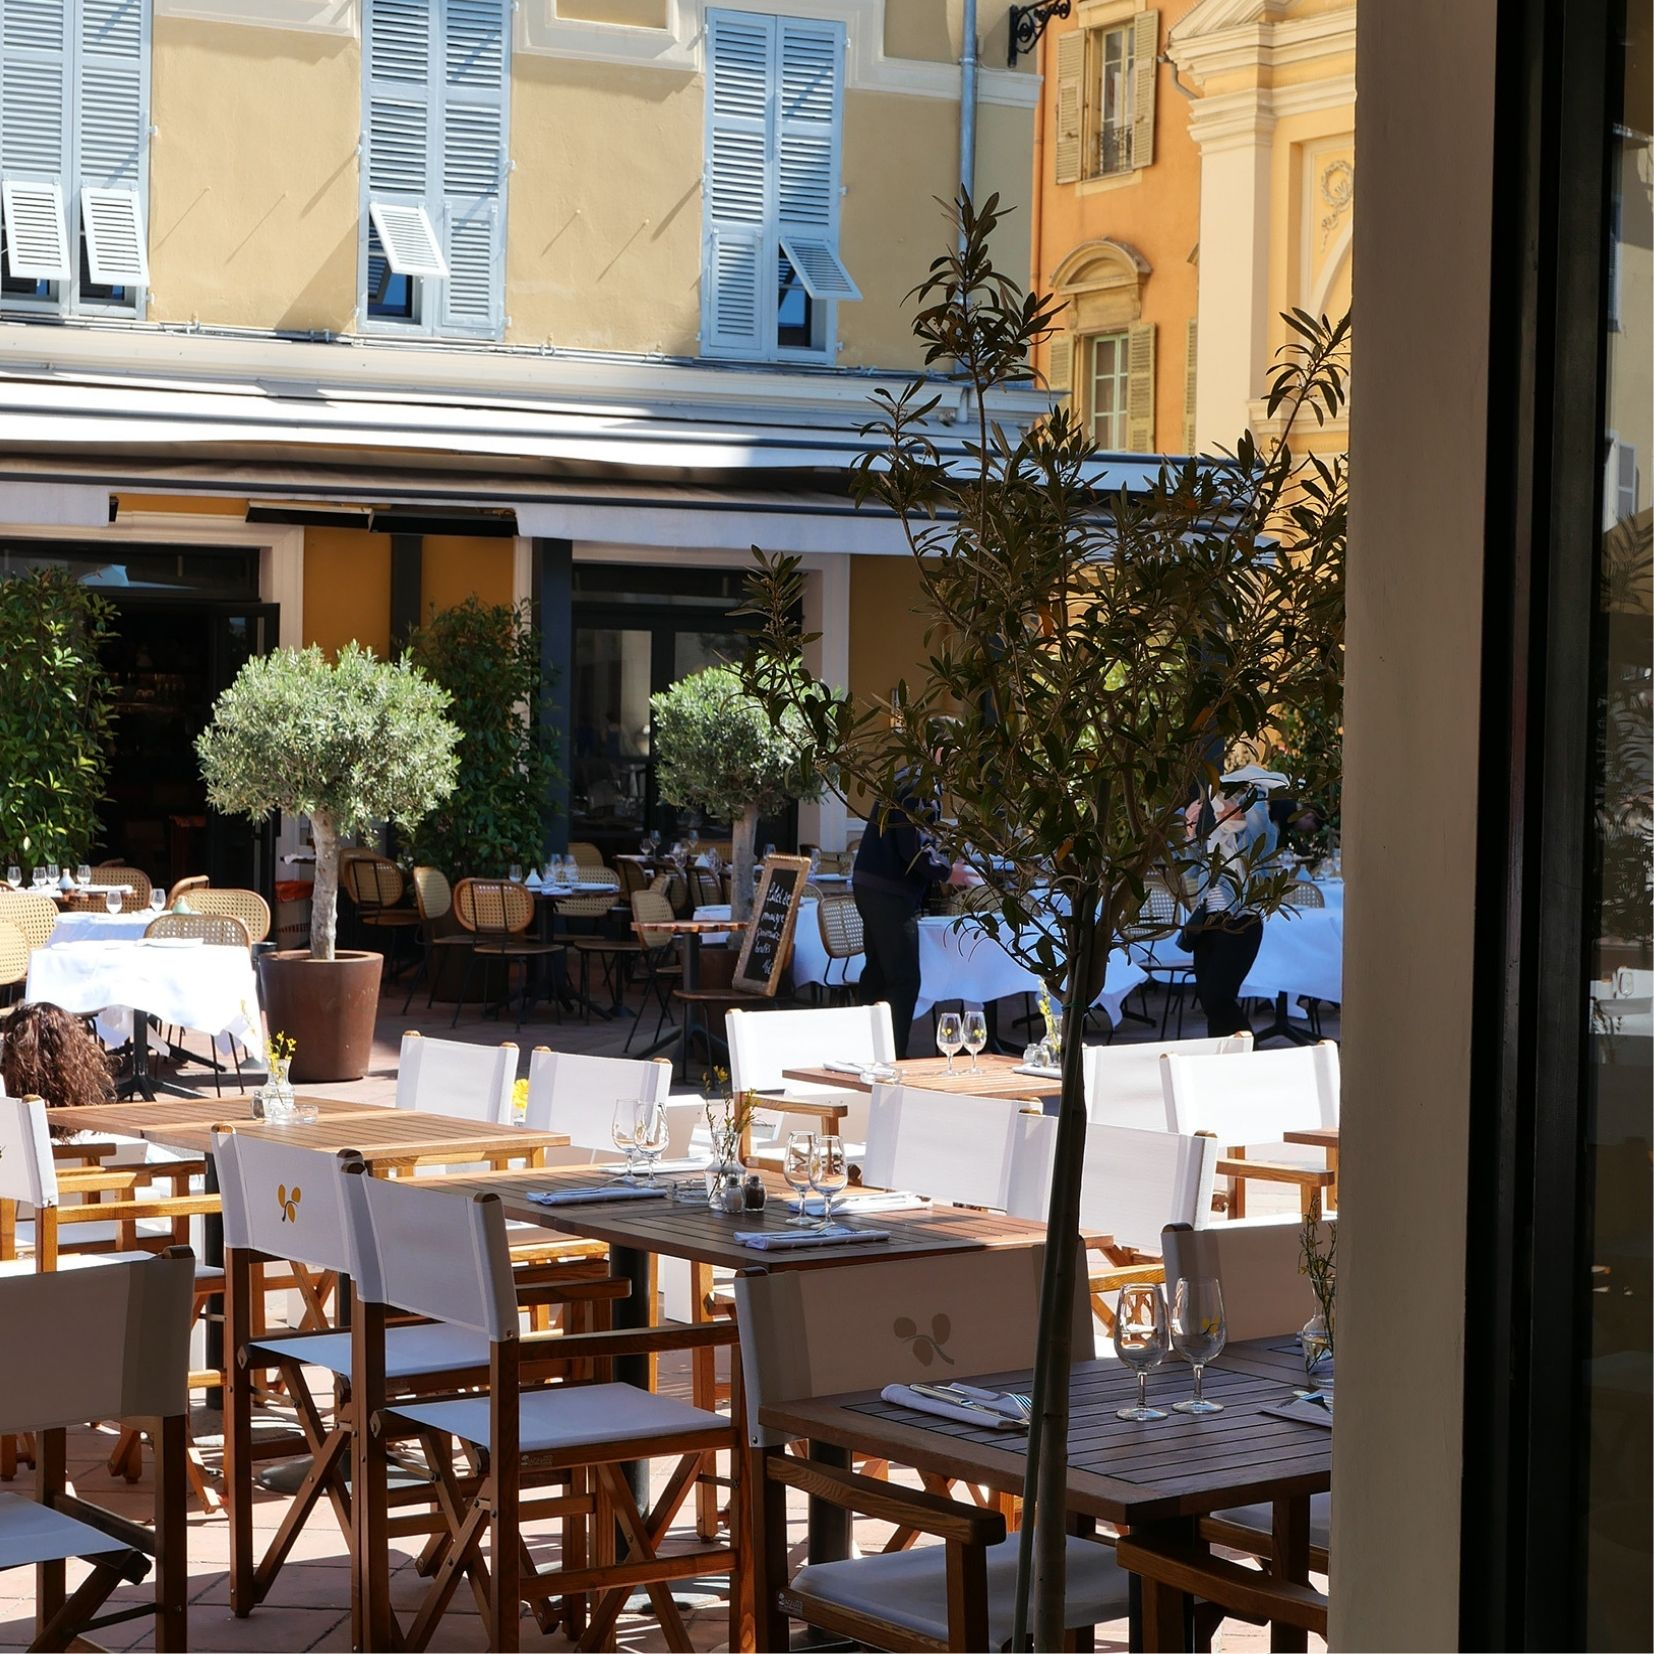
1139,904,1344,1020
50,910,157,945
694,902,1149,1028
28,940,263,1052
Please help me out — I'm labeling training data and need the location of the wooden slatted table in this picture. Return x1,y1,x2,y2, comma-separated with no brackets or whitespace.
49,1093,377,1145
784,1052,1065,1102
759,1339,1331,1652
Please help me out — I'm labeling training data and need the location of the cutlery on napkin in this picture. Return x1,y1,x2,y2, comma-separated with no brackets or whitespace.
600,1158,709,1177
785,1191,926,1216
526,1186,669,1207
881,1382,1028,1431
1261,1397,1335,1429
734,1224,892,1251
1013,1063,1062,1079
821,1058,869,1076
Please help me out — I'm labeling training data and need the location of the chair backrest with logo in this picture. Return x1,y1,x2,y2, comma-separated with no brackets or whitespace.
212,1130,359,1275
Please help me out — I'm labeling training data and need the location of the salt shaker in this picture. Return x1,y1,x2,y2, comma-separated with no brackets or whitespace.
718,1172,746,1215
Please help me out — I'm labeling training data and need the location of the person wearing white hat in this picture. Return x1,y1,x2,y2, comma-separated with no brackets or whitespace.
1178,765,1290,1036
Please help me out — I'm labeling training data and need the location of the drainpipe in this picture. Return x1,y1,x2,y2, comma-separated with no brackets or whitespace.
959,0,978,241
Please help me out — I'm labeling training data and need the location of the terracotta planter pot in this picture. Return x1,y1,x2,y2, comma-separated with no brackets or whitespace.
258,950,383,1083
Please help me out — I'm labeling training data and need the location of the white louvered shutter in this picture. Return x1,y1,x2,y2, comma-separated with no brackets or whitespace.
81,182,145,280
775,17,854,303
437,0,507,335
703,9,772,356
364,0,436,314
1,179,69,278
368,200,446,275
1,0,73,219
76,0,144,186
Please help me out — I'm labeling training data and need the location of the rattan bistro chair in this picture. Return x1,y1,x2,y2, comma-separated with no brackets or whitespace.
452,878,565,1030
557,869,638,1021
625,889,682,1052
0,920,27,1019
0,890,58,951
184,887,272,945
169,874,209,900
91,863,154,906
143,911,252,1093
815,893,864,1004
403,865,476,1014
342,854,420,974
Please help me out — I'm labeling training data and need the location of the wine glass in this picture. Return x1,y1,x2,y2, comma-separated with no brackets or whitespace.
610,1099,641,1180
509,864,524,885
105,889,123,915
962,1009,988,1074
1170,1277,1228,1414
936,1012,964,1074
1113,1283,1169,1420
46,863,59,883
809,1135,849,1232
150,886,166,913
29,867,44,890
634,1100,669,1183
782,1130,817,1225
5,866,18,888
762,842,776,863
76,863,90,886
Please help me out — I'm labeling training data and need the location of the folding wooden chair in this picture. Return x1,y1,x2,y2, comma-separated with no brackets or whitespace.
395,1028,516,1122
344,1164,741,1653
736,1245,1127,1651
0,1252,193,1651
1083,1032,1254,1131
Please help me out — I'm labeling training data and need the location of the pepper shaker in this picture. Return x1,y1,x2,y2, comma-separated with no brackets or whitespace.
743,1173,767,1212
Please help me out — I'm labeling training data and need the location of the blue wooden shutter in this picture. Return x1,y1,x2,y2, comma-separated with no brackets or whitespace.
363,0,436,311
437,0,507,335
1,0,73,281
703,8,772,356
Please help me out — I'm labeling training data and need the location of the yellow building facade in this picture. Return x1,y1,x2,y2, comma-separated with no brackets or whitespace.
0,0,1070,875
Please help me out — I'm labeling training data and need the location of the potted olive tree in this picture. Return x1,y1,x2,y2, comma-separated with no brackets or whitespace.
197,643,460,1080
650,665,822,924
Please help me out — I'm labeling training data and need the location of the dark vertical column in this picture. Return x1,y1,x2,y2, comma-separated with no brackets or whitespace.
533,536,574,854
388,534,423,656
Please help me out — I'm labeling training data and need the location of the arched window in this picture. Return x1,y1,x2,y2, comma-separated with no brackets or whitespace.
1047,239,1157,453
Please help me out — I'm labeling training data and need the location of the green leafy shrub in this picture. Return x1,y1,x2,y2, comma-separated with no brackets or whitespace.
197,644,460,959
0,569,115,869
406,598,559,878
651,666,821,919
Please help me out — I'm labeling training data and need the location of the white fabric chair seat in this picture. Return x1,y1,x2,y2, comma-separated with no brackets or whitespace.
0,1491,128,1568
0,1249,220,1280
793,1533,1128,1645
248,1320,490,1381
391,1381,725,1454
1211,1490,1331,1551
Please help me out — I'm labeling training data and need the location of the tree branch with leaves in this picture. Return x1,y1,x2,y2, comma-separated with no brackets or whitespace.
741,192,1348,1648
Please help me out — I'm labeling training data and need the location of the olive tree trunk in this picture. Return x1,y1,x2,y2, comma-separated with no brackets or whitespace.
308,808,339,961
1012,887,1102,1651
730,804,759,923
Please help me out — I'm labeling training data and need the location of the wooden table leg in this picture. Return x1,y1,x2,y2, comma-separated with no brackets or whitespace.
154,1413,188,1652
1270,1495,1311,1653
748,1444,789,1654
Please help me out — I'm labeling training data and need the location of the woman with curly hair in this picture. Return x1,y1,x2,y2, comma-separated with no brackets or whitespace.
1,1002,116,1138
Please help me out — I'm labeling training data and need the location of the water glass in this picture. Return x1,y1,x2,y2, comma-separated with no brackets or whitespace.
1171,1277,1228,1414
782,1130,817,1225
105,889,123,915
1113,1283,1170,1420
809,1135,849,1232
962,1009,988,1074
634,1100,669,1182
610,1099,641,1180
936,1012,964,1074
76,864,91,886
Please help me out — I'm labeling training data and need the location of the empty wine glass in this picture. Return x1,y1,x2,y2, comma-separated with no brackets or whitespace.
936,1012,964,1074
29,867,44,890
5,866,18,888
809,1135,848,1232
1114,1283,1169,1420
509,864,524,884
105,889,123,915
962,1009,988,1074
76,863,90,886
150,886,166,913
634,1100,668,1182
782,1130,817,1225
610,1099,641,1180
1171,1277,1228,1414
46,863,59,883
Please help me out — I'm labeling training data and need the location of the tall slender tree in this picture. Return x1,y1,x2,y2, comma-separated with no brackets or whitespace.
741,193,1348,1647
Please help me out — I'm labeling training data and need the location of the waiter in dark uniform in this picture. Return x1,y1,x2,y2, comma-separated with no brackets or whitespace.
852,767,974,1056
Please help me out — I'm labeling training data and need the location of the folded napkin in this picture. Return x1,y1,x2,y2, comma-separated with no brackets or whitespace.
734,1224,892,1252
526,1185,670,1207
880,1383,1027,1431
1262,1397,1335,1429
786,1191,926,1216
821,1058,869,1076
1013,1063,1062,1079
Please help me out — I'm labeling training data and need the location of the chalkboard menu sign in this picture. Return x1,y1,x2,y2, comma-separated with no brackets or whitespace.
733,854,812,996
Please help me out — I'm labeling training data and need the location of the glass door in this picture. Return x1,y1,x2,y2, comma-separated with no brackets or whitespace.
204,606,279,891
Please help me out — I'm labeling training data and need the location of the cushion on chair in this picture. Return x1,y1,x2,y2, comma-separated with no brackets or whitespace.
389,1381,726,1454
0,1492,130,1570
247,1320,491,1380
1210,1490,1331,1550
792,1533,1128,1646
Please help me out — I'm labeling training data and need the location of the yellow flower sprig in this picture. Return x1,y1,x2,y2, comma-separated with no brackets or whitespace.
265,1030,297,1077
